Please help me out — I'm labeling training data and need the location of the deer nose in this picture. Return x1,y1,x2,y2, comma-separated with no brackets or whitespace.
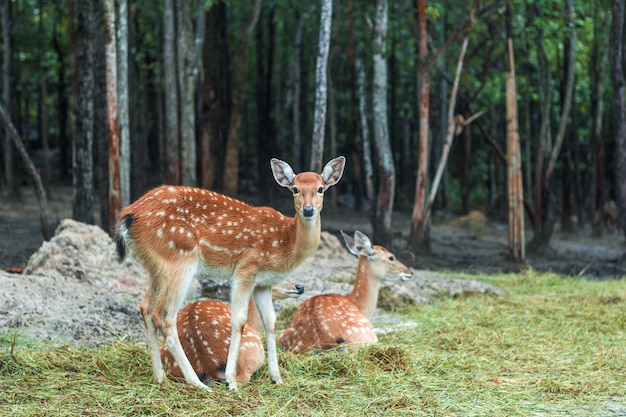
302,206,315,218
295,284,304,294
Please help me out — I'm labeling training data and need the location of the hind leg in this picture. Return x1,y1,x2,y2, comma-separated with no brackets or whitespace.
140,291,166,384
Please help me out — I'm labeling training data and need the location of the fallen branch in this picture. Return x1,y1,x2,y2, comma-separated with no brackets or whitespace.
0,102,51,240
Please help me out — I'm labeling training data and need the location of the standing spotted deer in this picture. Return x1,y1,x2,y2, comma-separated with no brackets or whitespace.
279,230,412,353
115,156,345,390
161,281,304,386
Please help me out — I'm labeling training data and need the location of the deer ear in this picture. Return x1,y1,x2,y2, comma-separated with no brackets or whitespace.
271,158,295,188
340,230,359,257
353,231,374,257
321,156,346,188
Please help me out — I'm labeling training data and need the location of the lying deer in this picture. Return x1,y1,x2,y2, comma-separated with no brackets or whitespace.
279,230,412,353
161,281,304,386
115,156,345,390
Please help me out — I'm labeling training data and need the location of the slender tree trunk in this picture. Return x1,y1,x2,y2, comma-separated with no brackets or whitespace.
52,10,70,180
289,10,304,172
93,0,108,230
409,0,431,250
201,3,222,190
591,18,609,236
356,57,375,212
529,0,576,252
418,14,474,235
38,0,50,192
309,0,333,173
371,0,394,248
163,0,180,184
256,5,277,206
222,0,261,196
73,0,95,224
506,1,524,261
117,0,130,206
103,0,120,233
176,0,196,186
545,0,576,185
610,0,626,240
347,0,363,211
1,0,17,197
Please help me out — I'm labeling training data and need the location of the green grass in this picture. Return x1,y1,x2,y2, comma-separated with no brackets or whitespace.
1,270,624,416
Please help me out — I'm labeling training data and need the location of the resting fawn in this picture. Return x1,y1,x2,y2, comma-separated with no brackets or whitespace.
279,230,412,353
115,156,345,390
161,281,304,385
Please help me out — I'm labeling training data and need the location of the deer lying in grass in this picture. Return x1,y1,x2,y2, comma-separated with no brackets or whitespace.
115,156,345,390
279,230,412,353
161,281,304,386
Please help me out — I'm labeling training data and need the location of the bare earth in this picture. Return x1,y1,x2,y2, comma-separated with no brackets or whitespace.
0,185,624,347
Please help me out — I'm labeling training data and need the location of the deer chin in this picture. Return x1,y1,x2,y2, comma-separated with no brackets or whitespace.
298,212,319,224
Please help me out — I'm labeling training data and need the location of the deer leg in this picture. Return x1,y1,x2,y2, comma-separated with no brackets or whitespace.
253,286,282,385
225,278,254,391
139,291,165,384
153,263,210,390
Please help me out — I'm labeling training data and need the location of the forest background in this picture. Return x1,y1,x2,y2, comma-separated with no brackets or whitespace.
1,0,625,263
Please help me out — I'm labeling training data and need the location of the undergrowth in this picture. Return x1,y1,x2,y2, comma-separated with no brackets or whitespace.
1,270,624,416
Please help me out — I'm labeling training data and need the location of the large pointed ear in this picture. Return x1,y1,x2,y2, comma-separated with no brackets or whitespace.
271,158,295,188
353,230,374,257
340,230,359,257
321,156,346,188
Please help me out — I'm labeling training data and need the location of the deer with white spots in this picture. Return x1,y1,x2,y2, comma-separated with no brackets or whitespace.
115,156,345,391
160,281,304,386
279,230,412,353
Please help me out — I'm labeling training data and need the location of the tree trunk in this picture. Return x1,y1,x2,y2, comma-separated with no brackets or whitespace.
163,0,180,184
255,5,277,206
73,0,95,224
201,3,229,190
610,0,626,240
117,0,130,207
1,0,17,197
356,57,375,214
371,0,394,248
505,2,524,262
38,0,50,193
347,0,363,211
176,0,196,186
591,16,609,236
408,0,431,251
309,0,333,173
528,0,576,252
103,0,121,233
52,10,70,181
222,0,262,197
417,18,474,238
289,10,304,172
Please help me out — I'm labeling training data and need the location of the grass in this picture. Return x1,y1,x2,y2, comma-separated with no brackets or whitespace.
1,269,624,416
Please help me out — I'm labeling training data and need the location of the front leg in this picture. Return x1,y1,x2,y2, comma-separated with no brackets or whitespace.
253,286,282,385
225,279,254,391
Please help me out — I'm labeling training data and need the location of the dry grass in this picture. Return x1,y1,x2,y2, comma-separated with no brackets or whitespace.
1,269,624,416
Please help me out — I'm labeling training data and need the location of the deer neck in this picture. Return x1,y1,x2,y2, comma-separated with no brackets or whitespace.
283,214,321,269
347,257,379,319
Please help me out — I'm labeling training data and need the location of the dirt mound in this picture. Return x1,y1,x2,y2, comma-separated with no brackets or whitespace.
0,219,504,347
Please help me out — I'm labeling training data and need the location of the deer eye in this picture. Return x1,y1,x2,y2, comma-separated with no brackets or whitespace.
388,256,395,262
293,186,300,195
317,186,324,194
